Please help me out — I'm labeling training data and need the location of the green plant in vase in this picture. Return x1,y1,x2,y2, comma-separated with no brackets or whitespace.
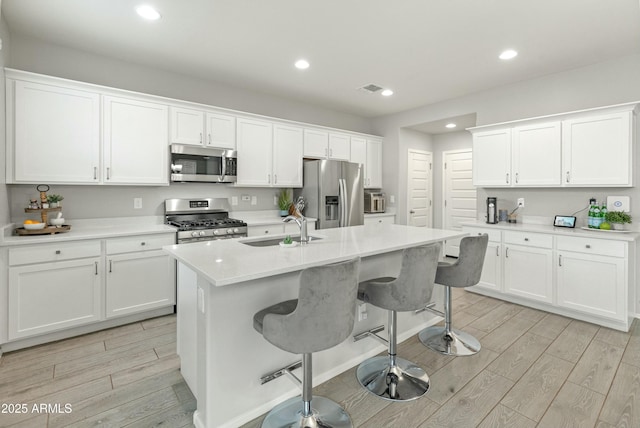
604,211,632,230
46,194,64,208
277,189,292,217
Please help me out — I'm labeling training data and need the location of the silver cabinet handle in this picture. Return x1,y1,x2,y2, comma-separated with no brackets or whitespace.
274,174,277,184
55,250,61,255
506,173,509,184
109,260,112,273
93,167,97,180
200,132,203,144
559,255,562,267
208,134,211,145
106,167,111,180
585,244,591,249
264,230,269,234
141,242,146,246
409,210,415,214
524,238,529,242
566,171,570,183
267,174,271,184
496,246,499,257
515,172,519,184
95,261,98,275
505,247,509,258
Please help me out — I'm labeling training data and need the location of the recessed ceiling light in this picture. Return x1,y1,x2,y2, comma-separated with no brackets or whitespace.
445,123,457,129
381,89,394,97
295,59,310,70
499,49,518,60
136,5,161,20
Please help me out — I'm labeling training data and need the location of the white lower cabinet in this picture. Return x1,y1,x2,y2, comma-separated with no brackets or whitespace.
247,221,316,237
461,225,632,331
8,257,102,340
5,233,176,341
106,250,175,318
363,214,395,225
503,244,553,303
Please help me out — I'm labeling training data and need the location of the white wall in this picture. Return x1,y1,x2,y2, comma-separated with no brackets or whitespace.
4,33,376,222
373,53,640,225
0,13,10,226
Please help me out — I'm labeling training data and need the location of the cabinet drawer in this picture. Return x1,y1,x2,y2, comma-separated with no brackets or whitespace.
557,236,625,258
9,241,101,266
106,234,175,254
462,226,501,242
504,231,552,249
247,225,285,237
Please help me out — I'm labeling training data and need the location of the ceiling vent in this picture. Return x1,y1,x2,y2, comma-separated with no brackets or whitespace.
358,83,384,94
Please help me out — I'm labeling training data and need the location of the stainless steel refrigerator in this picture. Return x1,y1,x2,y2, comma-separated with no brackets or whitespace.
296,159,364,229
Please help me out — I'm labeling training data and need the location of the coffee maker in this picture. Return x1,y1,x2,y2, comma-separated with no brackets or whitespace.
486,197,497,224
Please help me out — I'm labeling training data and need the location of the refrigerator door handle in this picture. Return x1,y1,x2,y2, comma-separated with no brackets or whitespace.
338,178,347,227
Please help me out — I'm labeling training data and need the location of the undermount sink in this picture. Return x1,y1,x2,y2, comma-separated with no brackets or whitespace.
240,235,323,247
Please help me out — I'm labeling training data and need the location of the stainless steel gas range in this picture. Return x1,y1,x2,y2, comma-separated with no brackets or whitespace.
165,198,247,244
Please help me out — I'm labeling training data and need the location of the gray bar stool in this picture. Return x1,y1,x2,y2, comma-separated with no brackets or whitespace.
354,243,440,401
419,234,488,356
253,258,360,428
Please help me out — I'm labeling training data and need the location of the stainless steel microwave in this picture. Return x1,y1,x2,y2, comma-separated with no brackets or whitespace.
170,144,237,183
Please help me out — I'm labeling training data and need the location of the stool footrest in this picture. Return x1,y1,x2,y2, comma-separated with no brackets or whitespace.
260,360,302,385
415,302,444,317
353,325,387,345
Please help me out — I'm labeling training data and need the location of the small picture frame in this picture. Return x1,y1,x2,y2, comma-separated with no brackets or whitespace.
554,215,576,228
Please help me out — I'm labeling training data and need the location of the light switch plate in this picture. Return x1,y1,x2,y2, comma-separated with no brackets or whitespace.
607,196,630,212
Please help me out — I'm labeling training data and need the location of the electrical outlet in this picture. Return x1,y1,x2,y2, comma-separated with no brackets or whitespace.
357,303,368,321
390,195,395,204
273,196,278,206
241,195,250,202
231,196,238,206
517,198,525,208
251,196,257,206
133,198,142,209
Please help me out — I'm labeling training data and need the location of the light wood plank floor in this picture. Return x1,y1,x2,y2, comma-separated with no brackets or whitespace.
1,290,638,427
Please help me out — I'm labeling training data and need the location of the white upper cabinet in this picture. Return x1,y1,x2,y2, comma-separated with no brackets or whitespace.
512,121,561,186
272,124,303,187
350,137,382,189
170,106,236,149
562,111,632,186
471,103,637,188
328,133,350,160
103,96,169,185
304,129,350,160
472,128,511,186
236,118,274,186
11,80,101,183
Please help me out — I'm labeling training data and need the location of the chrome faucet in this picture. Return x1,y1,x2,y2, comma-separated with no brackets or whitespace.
283,215,309,244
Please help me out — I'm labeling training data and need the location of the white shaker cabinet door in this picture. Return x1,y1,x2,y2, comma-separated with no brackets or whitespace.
475,241,502,292
562,112,632,186
106,250,176,318
205,112,236,149
12,80,101,183
170,106,205,146
8,258,102,340
103,96,169,185
237,118,273,186
512,122,561,186
503,244,553,303
328,133,350,161
273,124,303,187
472,128,511,186
366,139,383,189
303,129,329,159
556,251,625,321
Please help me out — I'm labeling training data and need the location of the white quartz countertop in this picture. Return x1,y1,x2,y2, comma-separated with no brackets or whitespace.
163,224,465,287
0,217,177,247
462,221,639,242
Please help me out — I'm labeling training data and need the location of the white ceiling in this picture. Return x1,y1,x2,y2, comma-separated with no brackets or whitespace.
2,0,639,118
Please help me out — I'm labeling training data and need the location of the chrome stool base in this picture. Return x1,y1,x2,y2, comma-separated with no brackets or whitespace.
356,355,430,401
419,325,481,356
261,396,352,428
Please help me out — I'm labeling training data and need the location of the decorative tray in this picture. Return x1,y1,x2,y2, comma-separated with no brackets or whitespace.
15,225,71,236
579,227,633,234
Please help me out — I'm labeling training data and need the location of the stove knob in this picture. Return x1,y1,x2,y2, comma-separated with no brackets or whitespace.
199,231,206,237
191,231,199,237
233,228,240,234
213,230,221,235
227,228,234,235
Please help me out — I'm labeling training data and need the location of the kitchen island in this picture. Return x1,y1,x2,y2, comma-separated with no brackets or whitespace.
163,223,466,428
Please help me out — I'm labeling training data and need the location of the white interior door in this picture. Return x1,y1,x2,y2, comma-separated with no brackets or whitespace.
407,150,432,227
443,150,476,256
